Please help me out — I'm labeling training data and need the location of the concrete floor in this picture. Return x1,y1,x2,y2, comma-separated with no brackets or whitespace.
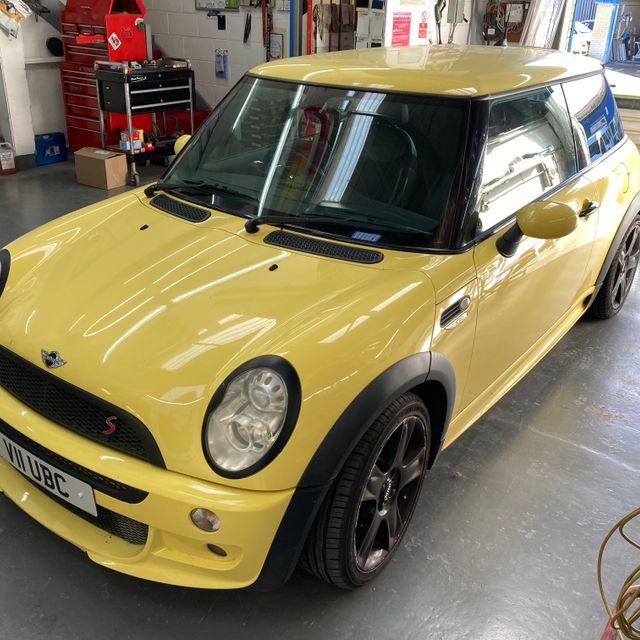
607,61,640,99
1,162,639,640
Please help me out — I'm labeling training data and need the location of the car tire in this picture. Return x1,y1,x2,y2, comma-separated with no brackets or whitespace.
588,215,640,319
301,392,431,588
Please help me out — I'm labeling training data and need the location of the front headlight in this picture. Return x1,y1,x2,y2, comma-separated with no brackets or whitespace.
203,358,301,477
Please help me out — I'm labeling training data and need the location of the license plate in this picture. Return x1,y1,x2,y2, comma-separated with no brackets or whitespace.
0,432,97,517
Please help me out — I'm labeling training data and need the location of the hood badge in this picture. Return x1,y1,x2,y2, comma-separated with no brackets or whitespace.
41,350,67,369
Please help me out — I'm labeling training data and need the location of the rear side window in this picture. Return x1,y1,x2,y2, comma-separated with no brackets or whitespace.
473,85,577,236
563,74,624,166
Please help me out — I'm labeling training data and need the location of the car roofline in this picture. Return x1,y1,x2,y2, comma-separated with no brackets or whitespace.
245,68,606,102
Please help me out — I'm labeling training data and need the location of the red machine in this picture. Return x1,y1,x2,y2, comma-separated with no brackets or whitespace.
60,0,152,151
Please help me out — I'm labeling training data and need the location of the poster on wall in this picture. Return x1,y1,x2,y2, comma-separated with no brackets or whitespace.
391,12,412,47
270,32,285,59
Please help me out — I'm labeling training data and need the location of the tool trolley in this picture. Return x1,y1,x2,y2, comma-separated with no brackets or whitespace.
95,59,195,186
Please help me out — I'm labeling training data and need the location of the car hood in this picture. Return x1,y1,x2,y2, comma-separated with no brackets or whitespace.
0,193,436,487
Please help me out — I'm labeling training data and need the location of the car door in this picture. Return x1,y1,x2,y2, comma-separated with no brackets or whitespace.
458,84,600,420
562,73,632,289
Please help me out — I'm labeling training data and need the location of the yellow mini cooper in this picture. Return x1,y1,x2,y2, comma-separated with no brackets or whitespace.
0,45,639,590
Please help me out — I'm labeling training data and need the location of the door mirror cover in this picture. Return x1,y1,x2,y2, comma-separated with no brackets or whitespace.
174,134,192,156
516,201,578,240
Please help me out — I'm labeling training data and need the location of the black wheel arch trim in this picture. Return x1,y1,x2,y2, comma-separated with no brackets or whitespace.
297,351,455,488
251,351,455,590
594,191,640,294
0,249,10,299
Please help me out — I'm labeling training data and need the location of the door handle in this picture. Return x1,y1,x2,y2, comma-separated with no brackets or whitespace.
579,201,599,218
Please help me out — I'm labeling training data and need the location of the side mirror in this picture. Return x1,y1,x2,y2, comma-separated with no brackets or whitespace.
174,134,192,156
497,201,578,258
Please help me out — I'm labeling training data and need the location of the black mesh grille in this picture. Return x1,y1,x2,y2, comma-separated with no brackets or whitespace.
0,419,147,504
151,194,210,222
263,230,384,264
22,474,148,546
0,346,164,467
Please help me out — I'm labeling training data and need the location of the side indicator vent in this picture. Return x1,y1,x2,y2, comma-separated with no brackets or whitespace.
441,296,471,328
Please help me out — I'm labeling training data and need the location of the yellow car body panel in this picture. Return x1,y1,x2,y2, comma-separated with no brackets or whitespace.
0,192,436,491
251,44,602,97
0,45,638,589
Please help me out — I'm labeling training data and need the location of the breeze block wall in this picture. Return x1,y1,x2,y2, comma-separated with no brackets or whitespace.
589,2,615,61
147,0,291,109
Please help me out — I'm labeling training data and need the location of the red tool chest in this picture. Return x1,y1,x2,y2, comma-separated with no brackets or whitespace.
60,0,151,151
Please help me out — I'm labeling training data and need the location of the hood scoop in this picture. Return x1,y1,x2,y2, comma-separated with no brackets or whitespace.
263,230,384,264
151,194,211,223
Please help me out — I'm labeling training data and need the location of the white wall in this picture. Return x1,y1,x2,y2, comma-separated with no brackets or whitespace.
0,34,36,155
22,17,67,137
26,66,67,136
447,0,475,44
0,13,66,155
147,0,291,108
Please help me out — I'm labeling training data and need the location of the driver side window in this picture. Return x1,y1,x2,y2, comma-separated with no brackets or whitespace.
473,85,577,237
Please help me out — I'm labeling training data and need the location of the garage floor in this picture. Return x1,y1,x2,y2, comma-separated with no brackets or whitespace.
1,162,639,640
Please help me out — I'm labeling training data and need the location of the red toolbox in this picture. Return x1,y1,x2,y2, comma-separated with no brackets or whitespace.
60,0,152,151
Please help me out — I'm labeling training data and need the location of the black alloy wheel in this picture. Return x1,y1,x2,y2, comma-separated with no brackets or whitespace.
589,215,640,319
354,413,427,572
610,221,640,311
301,392,430,588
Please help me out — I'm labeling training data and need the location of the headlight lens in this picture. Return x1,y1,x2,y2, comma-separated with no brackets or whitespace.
205,367,289,473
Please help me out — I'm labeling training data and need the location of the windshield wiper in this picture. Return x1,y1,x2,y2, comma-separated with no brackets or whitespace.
302,206,433,236
246,213,432,235
145,179,252,200
144,180,211,198
200,181,252,199
245,214,355,234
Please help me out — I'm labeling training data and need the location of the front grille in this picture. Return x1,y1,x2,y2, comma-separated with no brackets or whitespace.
22,474,149,546
0,346,164,467
0,418,147,504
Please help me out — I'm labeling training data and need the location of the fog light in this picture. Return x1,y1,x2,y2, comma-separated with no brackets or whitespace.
207,544,228,557
190,508,220,532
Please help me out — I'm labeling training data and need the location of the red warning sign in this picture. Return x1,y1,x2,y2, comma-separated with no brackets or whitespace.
418,9,428,38
391,12,412,47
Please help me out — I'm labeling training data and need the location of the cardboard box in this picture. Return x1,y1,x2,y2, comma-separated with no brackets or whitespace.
74,148,127,190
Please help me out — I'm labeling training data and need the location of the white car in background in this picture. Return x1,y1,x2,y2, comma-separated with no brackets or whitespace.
571,21,593,55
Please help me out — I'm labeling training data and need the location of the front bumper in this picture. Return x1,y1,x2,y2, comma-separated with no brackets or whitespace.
0,387,294,589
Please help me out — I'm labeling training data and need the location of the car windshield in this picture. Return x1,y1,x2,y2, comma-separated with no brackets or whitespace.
165,76,469,250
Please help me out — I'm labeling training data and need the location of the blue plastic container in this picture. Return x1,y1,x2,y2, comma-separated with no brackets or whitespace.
35,132,68,166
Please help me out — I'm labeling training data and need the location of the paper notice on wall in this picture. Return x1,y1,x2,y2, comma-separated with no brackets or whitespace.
391,12,411,47
507,3,524,24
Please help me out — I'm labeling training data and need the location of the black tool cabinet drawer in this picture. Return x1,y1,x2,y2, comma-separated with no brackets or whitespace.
96,67,194,114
